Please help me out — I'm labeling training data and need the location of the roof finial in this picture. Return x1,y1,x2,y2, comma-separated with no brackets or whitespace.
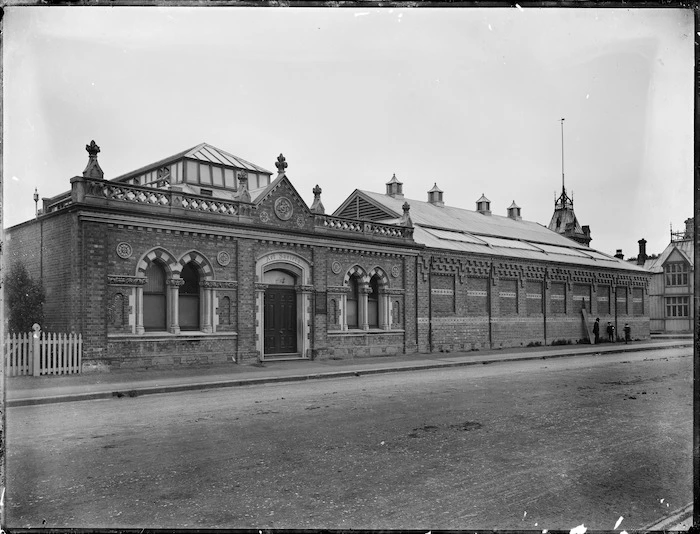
236,171,251,202
310,184,325,214
82,140,104,179
275,153,288,175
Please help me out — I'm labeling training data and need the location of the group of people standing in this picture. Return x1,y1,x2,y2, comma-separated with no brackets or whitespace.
592,317,631,344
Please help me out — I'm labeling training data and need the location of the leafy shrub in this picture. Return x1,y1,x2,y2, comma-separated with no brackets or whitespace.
5,262,45,333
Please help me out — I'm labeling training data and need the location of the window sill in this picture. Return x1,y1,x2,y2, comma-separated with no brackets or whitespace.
328,329,404,337
108,331,238,339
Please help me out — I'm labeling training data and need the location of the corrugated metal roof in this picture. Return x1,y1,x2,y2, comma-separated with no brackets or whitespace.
361,190,582,246
361,190,644,272
645,239,694,273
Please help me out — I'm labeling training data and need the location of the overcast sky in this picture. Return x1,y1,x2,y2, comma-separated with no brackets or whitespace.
3,6,693,257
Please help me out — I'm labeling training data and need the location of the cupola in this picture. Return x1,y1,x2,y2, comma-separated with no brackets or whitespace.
427,183,444,206
476,194,491,215
386,174,404,198
507,200,521,221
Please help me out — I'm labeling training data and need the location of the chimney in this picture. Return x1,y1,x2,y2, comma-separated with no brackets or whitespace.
507,200,521,221
82,140,105,179
428,183,444,206
476,194,491,215
386,174,404,198
685,217,694,239
614,249,624,260
637,238,647,265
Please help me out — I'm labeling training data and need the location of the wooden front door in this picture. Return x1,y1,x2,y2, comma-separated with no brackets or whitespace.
264,287,297,355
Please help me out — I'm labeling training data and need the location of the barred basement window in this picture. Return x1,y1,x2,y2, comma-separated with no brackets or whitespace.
665,263,688,286
393,300,401,326
329,298,339,326
112,293,125,328
219,296,231,325
666,296,689,318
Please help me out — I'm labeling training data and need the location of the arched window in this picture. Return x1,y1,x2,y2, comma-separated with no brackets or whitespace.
347,276,360,329
368,275,380,328
179,262,200,331
144,262,167,331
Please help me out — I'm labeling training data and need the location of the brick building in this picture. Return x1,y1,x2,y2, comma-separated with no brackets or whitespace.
5,141,650,371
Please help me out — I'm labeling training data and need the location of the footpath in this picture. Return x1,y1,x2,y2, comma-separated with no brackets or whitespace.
5,338,691,408
5,337,695,531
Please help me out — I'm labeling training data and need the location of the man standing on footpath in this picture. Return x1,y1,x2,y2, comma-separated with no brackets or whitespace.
593,317,600,344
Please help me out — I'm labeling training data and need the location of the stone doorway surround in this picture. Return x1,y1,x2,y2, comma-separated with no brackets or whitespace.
255,251,313,360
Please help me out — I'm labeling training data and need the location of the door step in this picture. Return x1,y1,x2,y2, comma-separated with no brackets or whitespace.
262,353,306,362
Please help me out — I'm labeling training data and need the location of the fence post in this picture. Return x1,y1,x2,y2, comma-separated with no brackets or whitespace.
32,323,41,377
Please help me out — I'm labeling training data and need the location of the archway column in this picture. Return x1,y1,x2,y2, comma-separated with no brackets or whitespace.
167,278,184,334
254,283,267,357
359,285,371,330
378,290,390,330
135,283,145,334
297,285,314,357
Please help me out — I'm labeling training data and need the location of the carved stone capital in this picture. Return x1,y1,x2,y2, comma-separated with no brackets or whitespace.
202,280,239,289
166,278,185,287
108,275,147,286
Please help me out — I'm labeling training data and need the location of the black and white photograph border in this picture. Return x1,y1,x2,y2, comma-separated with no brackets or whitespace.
1,1,695,531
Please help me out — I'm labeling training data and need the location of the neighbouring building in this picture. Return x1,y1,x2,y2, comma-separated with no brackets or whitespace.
4,141,650,371
633,219,694,334
547,183,592,246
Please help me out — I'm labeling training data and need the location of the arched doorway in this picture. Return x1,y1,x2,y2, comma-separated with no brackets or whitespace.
263,269,297,355
255,251,313,360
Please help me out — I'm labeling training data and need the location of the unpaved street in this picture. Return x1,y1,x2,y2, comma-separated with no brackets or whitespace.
6,348,692,530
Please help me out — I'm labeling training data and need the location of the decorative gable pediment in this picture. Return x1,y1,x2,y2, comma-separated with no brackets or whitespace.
253,175,313,231
334,190,399,221
665,247,691,266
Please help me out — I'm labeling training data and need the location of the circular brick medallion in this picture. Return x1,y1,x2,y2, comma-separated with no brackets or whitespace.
331,261,342,275
259,210,270,223
217,251,231,267
296,214,306,228
391,265,400,278
274,197,294,221
116,242,133,259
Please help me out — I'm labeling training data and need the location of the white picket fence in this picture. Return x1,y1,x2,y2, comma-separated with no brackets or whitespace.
4,331,82,377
